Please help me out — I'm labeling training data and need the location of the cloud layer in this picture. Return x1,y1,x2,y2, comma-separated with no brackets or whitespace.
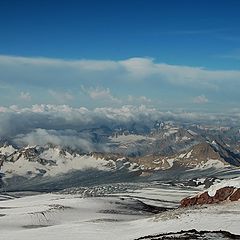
0,55,240,110
0,104,239,151
1,55,240,86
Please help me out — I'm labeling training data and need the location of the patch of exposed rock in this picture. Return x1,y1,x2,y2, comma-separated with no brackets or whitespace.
181,187,240,207
135,229,240,240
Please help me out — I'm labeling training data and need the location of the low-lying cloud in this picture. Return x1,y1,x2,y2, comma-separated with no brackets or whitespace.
0,104,239,151
14,128,108,152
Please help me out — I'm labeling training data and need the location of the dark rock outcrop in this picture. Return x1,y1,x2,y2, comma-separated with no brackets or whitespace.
134,229,240,240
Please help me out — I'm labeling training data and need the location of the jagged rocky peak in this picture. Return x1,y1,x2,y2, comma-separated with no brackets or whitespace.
20,145,40,156
90,152,125,161
0,143,17,156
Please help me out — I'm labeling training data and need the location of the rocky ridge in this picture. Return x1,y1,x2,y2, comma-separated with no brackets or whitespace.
181,177,240,207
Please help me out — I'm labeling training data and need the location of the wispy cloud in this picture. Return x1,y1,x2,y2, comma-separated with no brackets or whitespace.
81,86,121,104
49,90,74,103
219,48,240,60
1,55,240,87
1,55,240,110
193,95,209,104
164,28,225,35
127,95,152,104
14,128,107,152
19,92,31,101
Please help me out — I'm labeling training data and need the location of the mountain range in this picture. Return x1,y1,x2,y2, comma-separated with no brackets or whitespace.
1,121,240,191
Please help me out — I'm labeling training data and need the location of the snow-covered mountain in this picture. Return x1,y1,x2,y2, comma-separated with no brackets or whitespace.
0,143,238,191
0,144,142,190
0,123,240,240
1,121,240,191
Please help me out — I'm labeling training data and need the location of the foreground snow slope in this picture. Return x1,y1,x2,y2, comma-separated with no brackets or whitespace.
0,186,239,240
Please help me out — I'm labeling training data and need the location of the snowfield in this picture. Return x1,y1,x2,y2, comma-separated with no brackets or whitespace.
2,153,112,178
206,176,240,196
0,184,239,240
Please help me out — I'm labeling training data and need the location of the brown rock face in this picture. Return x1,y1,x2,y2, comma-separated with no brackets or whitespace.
180,187,240,207
180,196,197,207
213,187,235,203
229,189,240,201
196,191,213,205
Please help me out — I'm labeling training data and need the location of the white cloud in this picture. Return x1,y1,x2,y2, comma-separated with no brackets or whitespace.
0,103,237,133
82,86,152,106
119,57,240,89
82,86,121,104
19,92,31,101
1,55,240,88
49,90,74,102
0,103,240,150
0,54,240,111
128,95,152,104
193,95,209,104
0,55,118,70
119,58,158,80
14,128,107,152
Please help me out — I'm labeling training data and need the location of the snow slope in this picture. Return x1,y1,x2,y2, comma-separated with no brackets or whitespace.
206,177,240,197
0,185,239,240
1,145,143,183
2,153,112,178
0,145,16,155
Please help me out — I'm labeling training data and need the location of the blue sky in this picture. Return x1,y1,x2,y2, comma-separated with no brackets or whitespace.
0,0,240,112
